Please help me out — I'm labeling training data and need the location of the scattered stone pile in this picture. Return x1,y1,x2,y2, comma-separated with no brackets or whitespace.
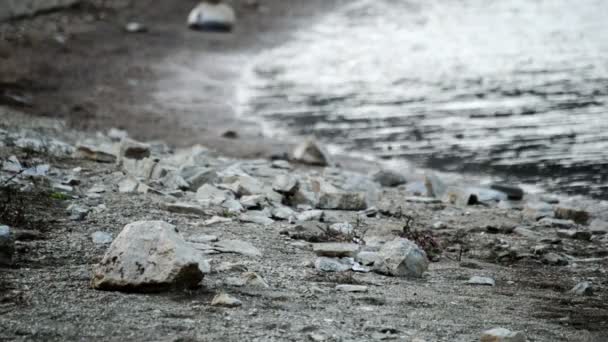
1,121,606,341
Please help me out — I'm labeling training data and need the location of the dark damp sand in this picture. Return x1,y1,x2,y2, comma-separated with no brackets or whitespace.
0,0,350,160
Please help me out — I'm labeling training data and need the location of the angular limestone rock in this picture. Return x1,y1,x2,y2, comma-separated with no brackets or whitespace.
292,139,331,166
373,238,429,278
92,221,206,292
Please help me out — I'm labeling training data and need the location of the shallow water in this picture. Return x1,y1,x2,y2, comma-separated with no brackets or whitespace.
240,0,608,199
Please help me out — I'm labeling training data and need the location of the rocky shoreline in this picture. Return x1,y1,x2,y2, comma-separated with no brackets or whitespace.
1,107,607,341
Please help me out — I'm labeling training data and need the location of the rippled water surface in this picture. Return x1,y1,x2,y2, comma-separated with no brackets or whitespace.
240,0,608,198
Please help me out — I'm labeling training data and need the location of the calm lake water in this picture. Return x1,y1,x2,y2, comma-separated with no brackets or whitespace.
239,0,608,199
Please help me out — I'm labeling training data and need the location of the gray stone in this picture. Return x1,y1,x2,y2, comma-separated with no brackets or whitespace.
240,195,265,209
296,210,325,222
554,207,590,225
239,212,274,226
490,183,524,200
480,328,526,342
163,202,207,216
214,240,262,257
119,138,150,161
312,243,360,258
329,222,354,235
556,229,592,241
372,170,406,187
292,139,331,166
0,225,14,266
542,252,569,266
280,222,328,242
335,284,368,293
241,272,270,288
373,238,429,278
91,231,113,245
118,177,139,193
187,234,219,244
538,218,577,229
404,196,442,204
271,160,292,169
569,281,593,296
211,293,242,308
92,221,207,292
180,166,218,191
590,219,608,235
67,204,89,221
2,155,21,173
467,276,495,286
221,199,244,213
272,174,299,195
271,205,296,220
356,251,380,266
220,175,264,196
196,184,234,206
317,192,367,211
201,216,232,226
75,144,116,163
314,257,351,272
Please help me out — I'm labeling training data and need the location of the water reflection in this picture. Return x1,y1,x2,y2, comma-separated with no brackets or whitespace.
240,0,608,198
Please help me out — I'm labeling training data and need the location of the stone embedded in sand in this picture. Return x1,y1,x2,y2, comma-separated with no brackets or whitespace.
213,240,262,257
0,225,14,266
296,209,325,222
211,293,242,307
335,284,368,293
313,243,360,258
239,212,274,226
542,252,568,266
314,257,351,272
271,205,296,220
480,328,526,342
292,139,331,166
467,276,495,286
91,231,113,245
187,2,236,32
373,238,429,278
91,221,206,292
280,222,328,242
75,144,116,163
317,192,367,211
196,184,234,206
124,22,147,33
554,207,590,225
220,175,264,196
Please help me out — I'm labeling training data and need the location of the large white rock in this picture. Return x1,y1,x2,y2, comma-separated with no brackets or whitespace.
373,238,429,278
196,184,234,206
187,2,236,32
92,221,208,292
